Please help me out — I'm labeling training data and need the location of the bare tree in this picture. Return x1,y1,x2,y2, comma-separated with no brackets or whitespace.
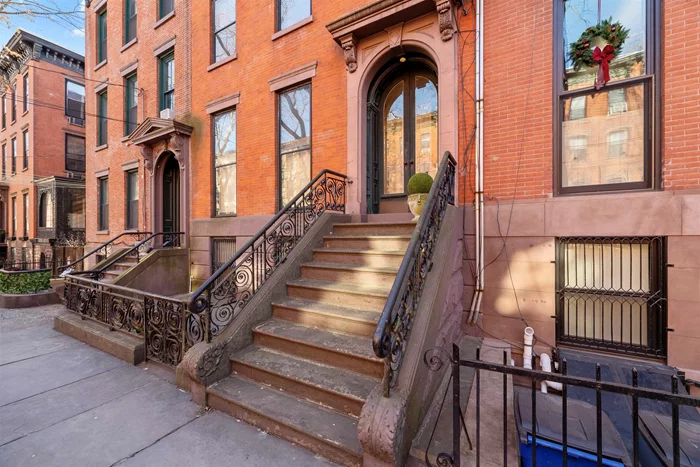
0,0,85,32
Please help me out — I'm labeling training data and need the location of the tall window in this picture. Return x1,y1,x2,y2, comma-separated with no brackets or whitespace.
125,73,138,135
159,0,174,19
97,91,108,146
22,129,28,170
278,84,311,206
159,52,174,112
278,0,311,31
213,109,236,216
65,80,86,126
66,134,86,172
98,177,109,231
22,74,28,113
67,192,86,229
11,85,16,122
125,0,137,44
97,10,107,63
22,193,28,237
11,137,16,174
213,0,236,62
39,192,54,228
11,197,16,237
1,144,5,179
2,94,5,128
126,170,139,230
557,0,654,193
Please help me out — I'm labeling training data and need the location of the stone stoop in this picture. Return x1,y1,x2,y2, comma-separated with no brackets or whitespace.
54,311,145,365
100,254,139,283
206,221,416,466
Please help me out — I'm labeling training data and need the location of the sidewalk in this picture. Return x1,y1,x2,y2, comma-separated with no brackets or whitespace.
0,306,336,467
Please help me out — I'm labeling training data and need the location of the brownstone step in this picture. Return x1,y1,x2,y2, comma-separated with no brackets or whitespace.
312,248,406,268
300,262,398,287
272,297,380,337
230,346,378,417
207,375,362,466
332,222,416,236
286,279,390,312
112,262,136,271
323,235,411,251
253,319,383,379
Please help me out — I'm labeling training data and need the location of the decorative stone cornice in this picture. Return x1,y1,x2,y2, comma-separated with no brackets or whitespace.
340,34,358,73
435,0,455,41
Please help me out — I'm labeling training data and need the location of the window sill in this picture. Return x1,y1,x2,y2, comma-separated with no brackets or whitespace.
22,110,28,117
215,213,237,218
95,144,108,152
96,230,110,235
120,136,132,142
272,16,313,41
94,60,108,72
154,11,175,29
22,167,28,172
207,54,237,72
120,38,138,53
68,121,85,128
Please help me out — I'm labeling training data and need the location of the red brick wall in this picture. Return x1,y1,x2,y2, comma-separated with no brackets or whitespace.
84,0,192,243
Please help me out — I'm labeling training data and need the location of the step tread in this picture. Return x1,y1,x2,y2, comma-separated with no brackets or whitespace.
209,375,362,455
302,261,399,274
324,234,412,240
231,346,379,402
287,278,391,297
313,247,406,256
334,222,417,227
254,319,380,362
272,298,380,324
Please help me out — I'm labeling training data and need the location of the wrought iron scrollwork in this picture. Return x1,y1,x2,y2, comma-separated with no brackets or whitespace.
373,152,456,397
188,170,347,338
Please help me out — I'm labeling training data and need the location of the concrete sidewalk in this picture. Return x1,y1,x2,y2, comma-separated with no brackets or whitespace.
0,309,336,467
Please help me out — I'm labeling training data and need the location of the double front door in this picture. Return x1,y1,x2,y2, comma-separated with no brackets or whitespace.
368,61,438,214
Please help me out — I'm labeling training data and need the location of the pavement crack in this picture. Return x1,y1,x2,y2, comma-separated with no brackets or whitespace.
109,415,202,466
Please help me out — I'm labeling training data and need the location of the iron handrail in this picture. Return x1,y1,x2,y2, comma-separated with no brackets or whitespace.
58,231,152,272
373,151,456,396
188,169,348,315
74,232,184,280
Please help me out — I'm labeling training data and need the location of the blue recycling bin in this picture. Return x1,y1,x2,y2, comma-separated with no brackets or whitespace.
514,388,632,467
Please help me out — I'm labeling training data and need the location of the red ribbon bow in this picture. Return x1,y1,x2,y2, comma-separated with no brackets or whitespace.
591,45,615,89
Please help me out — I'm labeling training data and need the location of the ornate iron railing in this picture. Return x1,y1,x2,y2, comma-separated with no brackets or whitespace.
73,232,184,281
64,274,206,366
373,152,456,397
59,231,151,273
188,170,347,338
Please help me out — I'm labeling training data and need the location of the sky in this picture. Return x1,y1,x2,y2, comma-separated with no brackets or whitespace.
0,0,86,55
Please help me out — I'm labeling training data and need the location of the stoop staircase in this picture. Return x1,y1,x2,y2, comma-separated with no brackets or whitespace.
206,220,416,466
98,253,140,283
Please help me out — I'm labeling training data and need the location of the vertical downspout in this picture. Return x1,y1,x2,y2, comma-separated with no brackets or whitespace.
468,0,485,325
139,88,147,233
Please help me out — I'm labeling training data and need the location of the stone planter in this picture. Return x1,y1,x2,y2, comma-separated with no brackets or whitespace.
408,193,429,222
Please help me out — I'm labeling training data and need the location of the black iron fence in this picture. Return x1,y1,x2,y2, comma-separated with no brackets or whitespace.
59,231,152,273
425,344,700,467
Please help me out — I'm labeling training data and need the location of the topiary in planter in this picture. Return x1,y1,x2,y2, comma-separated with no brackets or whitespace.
407,173,433,194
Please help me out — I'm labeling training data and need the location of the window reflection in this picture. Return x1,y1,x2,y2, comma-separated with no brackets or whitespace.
279,0,310,30
279,84,311,205
383,81,404,195
414,76,438,177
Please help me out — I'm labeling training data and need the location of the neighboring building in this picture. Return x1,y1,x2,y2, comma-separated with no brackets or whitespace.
0,29,86,268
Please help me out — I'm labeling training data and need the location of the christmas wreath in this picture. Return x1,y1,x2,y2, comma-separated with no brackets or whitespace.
568,18,629,89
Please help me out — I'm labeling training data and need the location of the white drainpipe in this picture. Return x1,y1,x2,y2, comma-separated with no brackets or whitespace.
468,0,485,325
540,353,563,393
523,326,534,369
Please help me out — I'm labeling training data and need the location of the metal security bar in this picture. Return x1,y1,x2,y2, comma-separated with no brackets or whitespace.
211,237,236,274
555,237,667,358
425,344,700,467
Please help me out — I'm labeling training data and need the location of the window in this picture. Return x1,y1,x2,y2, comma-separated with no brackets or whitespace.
2,94,5,128
97,10,107,63
98,177,109,231
67,192,85,229
22,74,28,113
1,144,5,179
213,109,236,216
22,193,28,238
11,197,16,237
126,170,139,230
555,237,666,357
125,73,138,135
568,136,587,162
557,0,655,194
159,0,174,19
607,130,628,159
11,138,16,174
97,91,108,146
11,85,16,122
278,84,311,206
159,52,174,112
22,129,28,170
211,237,236,273
125,0,137,44
278,0,310,31
569,96,586,120
39,192,54,228
213,0,236,62
65,80,86,126
66,134,86,172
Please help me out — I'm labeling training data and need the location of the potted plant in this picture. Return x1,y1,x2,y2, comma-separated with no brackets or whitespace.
0,229,5,243
407,173,433,221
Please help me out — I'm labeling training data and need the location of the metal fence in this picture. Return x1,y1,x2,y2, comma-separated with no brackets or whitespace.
425,344,700,467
